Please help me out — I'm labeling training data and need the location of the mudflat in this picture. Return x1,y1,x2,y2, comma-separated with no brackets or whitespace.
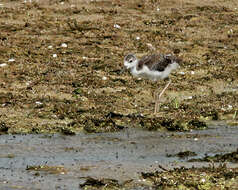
0,0,238,189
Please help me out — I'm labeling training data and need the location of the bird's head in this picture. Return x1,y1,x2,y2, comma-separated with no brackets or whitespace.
123,53,138,69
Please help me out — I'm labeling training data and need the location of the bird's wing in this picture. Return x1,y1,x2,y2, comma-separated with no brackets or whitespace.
137,54,159,70
138,54,177,72
151,54,172,72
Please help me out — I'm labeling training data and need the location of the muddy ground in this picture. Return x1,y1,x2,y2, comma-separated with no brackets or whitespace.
0,124,238,189
0,0,238,134
0,0,238,189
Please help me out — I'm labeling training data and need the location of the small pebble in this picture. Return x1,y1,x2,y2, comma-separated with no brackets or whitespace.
53,54,57,58
114,24,121,29
201,178,206,183
146,43,155,50
136,36,140,40
185,96,193,100
194,138,198,141
191,71,195,75
0,63,7,67
157,7,160,12
35,101,43,105
48,45,53,49
24,0,32,3
61,43,67,48
8,58,15,62
26,81,31,86
102,76,107,80
179,71,185,75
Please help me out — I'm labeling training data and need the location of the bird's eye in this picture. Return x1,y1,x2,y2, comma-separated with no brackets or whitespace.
129,59,133,63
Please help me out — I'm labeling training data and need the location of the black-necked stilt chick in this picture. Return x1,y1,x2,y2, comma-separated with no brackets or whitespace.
123,53,180,114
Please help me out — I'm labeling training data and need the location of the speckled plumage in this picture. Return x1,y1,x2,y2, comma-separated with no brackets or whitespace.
137,54,179,72
124,53,179,81
123,53,181,114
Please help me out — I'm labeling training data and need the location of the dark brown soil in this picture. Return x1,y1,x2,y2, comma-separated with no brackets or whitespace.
140,164,238,190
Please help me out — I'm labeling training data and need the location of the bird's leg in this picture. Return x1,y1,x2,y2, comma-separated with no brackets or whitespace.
154,79,171,114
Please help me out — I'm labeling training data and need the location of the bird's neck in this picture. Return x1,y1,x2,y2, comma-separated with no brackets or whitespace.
130,63,139,76
129,60,138,73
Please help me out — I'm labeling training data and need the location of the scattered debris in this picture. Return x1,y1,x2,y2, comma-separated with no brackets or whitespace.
113,24,121,29
26,165,68,174
167,151,197,159
61,43,67,48
102,76,107,80
0,63,7,67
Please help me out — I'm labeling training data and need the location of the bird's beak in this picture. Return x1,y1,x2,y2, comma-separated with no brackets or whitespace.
120,66,127,74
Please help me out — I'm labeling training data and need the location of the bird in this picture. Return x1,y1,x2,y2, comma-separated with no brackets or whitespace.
123,53,180,114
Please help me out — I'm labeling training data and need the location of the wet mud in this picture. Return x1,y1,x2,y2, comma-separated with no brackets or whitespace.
0,122,238,189
0,0,238,134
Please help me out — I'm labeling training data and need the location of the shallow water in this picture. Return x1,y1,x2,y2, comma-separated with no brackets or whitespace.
0,122,237,189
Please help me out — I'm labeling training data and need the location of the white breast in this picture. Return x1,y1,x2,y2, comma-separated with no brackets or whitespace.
130,62,179,81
